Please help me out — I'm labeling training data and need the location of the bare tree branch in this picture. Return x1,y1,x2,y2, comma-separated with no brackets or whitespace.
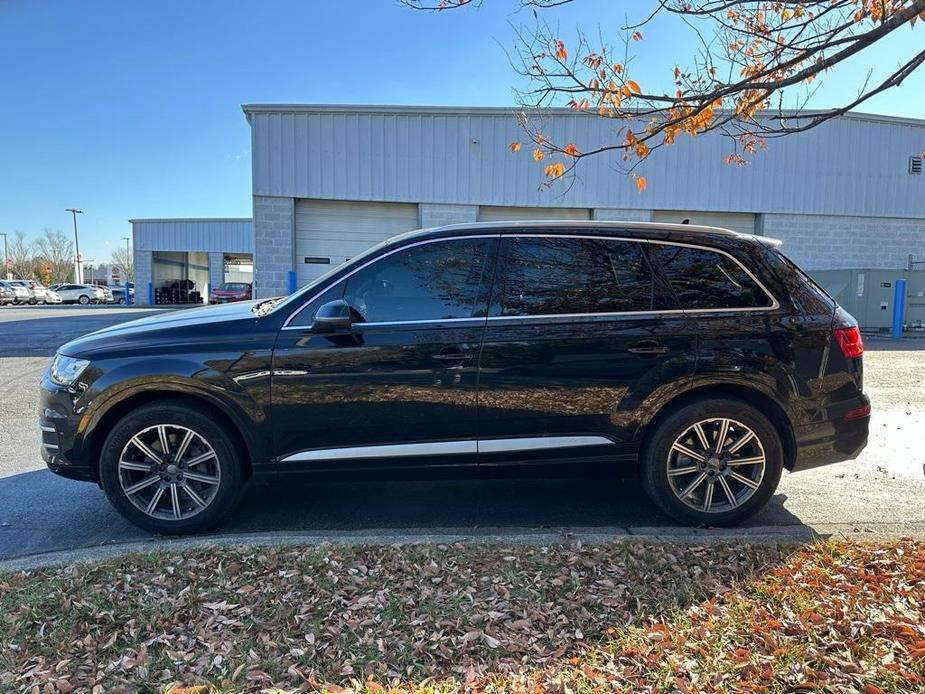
403,0,925,187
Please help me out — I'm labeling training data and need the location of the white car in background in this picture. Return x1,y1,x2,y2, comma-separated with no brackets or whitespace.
54,283,106,304
0,280,32,304
44,289,63,304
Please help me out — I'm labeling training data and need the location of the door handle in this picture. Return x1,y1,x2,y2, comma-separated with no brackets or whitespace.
628,341,669,356
432,353,472,363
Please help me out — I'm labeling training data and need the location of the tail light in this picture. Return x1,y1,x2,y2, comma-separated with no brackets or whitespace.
834,326,864,358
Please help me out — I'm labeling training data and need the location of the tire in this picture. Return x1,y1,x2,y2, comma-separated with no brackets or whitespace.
641,396,783,527
78,294,90,305
117,297,126,304
99,400,244,534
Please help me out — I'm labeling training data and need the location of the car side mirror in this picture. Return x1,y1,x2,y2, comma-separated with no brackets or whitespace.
311,299,355,333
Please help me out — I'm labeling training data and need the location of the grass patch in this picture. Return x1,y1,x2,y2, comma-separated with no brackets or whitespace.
1,540,923,693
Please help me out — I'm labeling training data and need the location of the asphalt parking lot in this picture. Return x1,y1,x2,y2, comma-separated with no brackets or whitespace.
1,304,924,562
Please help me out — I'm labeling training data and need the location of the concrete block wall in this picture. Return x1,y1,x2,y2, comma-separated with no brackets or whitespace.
592,208,653,222
134,250,153,305
419,203,478,228
761,214,925,270
253,195,295,299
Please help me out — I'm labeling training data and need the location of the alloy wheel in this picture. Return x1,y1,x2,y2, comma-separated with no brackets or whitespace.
118,424,221,521
665,417,766,513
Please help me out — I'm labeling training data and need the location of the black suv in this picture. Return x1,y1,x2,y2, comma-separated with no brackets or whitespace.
40,221,869,534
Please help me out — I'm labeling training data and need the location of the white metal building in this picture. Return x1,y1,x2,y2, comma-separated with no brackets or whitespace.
242,104,925,306
132,218,253,305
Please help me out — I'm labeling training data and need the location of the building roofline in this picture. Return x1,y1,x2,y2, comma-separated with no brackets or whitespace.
241,103,925,128
129,218,253,224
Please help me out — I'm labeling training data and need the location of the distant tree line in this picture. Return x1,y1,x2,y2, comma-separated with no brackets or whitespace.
4,229,133,285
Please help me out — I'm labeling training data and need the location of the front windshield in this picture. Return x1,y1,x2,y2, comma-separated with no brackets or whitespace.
219,283,250,291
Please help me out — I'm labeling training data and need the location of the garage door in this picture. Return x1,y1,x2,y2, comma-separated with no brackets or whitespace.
652,210,756,236
295,200,420,286
478,206,592,222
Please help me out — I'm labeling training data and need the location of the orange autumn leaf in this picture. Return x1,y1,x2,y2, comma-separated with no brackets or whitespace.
631,31,643,41
626,79,641,95
509,141,522,152
562,143,580,157
544,162,566,178
533,148,544,161
634,175,647,192
555,39,567,60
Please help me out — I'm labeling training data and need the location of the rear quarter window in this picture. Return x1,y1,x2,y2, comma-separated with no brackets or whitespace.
648,244,773,310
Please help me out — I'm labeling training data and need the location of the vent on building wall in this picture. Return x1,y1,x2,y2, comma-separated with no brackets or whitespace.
910,156,923,175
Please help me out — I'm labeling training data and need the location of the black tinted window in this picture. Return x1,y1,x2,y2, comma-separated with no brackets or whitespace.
494,237,659,316
341,238,493,323
649,244,772,310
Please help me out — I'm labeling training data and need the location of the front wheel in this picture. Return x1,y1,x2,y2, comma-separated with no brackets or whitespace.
641,396,783,527
99,401,244,534
78,294,90,305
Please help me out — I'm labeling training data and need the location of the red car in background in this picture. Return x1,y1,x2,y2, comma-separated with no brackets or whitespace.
209,282,252,304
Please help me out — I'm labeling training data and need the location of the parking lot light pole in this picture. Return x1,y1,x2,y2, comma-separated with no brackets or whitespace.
0,232,9,280
123,236,132,305
66,208,83,284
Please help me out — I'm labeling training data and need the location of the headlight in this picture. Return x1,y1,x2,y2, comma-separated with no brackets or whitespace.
49,353,90,386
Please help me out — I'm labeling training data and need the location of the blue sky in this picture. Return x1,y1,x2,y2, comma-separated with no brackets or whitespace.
1,0,922,264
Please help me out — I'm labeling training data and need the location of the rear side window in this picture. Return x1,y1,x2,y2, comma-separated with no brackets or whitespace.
648,244,773,310
493,236,664,316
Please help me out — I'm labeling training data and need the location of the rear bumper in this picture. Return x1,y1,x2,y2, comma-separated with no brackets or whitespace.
790,393,870,472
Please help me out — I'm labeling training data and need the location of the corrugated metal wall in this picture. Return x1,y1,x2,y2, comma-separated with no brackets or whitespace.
132,219,254,253
246,106,925,218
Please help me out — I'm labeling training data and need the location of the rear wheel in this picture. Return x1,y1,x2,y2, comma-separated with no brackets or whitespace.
78,294,90,305
99,401,244,534
641,396,783,526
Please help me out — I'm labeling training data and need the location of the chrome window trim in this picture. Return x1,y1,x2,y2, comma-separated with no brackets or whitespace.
281,231,779,330
279,435,615,463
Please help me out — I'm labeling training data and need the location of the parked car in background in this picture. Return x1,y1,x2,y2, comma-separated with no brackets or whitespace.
25,280,53,304
9,280,38,304
40,221,869,534
54,284,106,304
0,283,14,305
44,289,63,304
110,285,135,304
99,286,115,303
0,281,31,304
209,282,252,304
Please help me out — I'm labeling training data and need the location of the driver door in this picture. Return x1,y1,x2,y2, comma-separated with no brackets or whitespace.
270,235,499,470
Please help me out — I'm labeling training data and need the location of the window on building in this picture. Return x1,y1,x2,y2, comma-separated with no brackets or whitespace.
493,236,661,317
648,244,773,310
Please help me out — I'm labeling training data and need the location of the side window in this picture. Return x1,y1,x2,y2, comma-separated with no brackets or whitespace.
648,244,773,310
493,236,659,317
288,281,346,327
343,238,493,323
289,237,494,326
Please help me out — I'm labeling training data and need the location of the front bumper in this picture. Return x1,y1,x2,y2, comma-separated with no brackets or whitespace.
40,375,97,483
790,393,870,472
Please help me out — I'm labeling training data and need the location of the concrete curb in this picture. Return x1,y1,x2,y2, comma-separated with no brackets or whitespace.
4,522,922,573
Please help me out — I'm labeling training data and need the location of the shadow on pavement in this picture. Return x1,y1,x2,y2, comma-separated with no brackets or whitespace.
0,466,812,562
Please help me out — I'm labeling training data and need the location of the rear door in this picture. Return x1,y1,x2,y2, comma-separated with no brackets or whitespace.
476,233,697,465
